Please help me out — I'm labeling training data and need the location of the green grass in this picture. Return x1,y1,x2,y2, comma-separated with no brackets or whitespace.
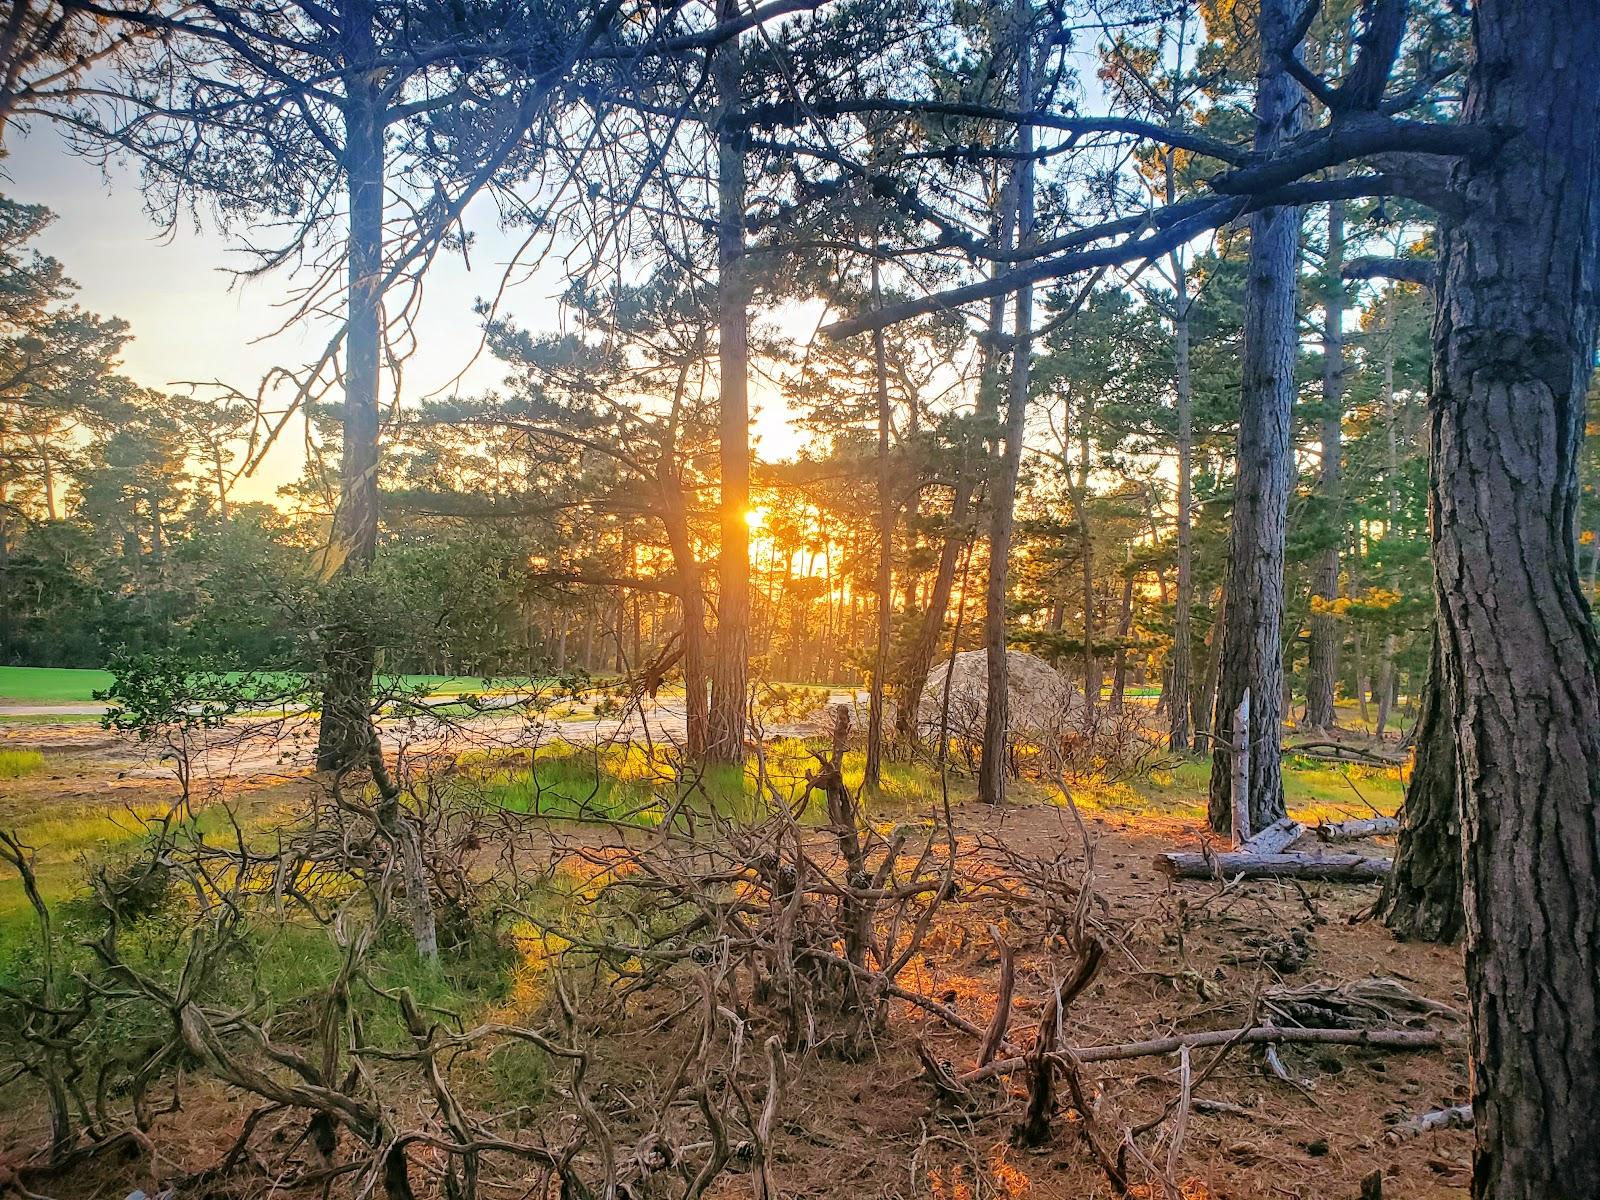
1129,754,1407,823
0,749,45,778
0,665,563,706
0,712,108,725
463,737,950,831
0,666,117,704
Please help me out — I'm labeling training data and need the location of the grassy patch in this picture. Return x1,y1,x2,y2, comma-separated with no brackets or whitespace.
1130,754,1407,824
460,738,955,831
0,749,45,778
0,712,109,725
0,666,117,704
0,665,564,707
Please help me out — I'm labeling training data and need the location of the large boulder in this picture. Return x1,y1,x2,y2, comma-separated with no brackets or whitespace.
915,649,1081,743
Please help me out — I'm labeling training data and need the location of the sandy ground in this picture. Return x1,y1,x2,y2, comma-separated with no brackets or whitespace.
0,693,777,779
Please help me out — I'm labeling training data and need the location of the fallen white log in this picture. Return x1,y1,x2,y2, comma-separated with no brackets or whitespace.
1241,817,1305,855
1386,1104,1473,1141
1156,849,1392,881
1315,816,1400,842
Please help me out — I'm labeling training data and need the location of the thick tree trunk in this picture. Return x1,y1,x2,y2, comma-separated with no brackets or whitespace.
977,0,1034,806
1208,0,1304,834
1305,197,1345,731
316,0,384,772
1431,4,1600,1194
706,0,750,764
1374,636,1460,943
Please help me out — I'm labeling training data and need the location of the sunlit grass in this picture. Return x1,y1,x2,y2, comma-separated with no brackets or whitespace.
1132,753,1407,824
0,749,45,778
0,664,570,706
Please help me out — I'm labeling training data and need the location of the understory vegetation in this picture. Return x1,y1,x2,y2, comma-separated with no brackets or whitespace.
0,715,1435,1200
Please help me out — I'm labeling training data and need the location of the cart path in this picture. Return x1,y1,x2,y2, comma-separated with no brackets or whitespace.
0,692,867,779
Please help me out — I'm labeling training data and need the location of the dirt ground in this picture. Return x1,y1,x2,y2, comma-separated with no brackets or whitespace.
0,724,1470,1200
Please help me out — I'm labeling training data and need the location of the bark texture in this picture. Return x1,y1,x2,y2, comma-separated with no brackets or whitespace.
1373,637,1460,943
1208,0,1304,834
1432,4,1600,1195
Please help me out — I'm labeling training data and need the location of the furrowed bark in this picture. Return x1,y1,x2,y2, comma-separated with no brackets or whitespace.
1209,0,1306,834
1430,5,1600,1193
1373,636,1460,942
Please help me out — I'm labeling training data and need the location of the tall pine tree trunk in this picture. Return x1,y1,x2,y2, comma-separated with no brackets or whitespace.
977,0,1034,806
1169,283,1196,752
1432,4,1600,1193
1374,292,1401,740
865,256,893,787
1077,446,1098,723
662,477,708,759
707,0,750,764
1163,28,1195,755
1193,584,1224,750
894,204,1011,741
1208,0,1305,833
1305,197,1345,730
1109,546,1134,714
316,0,384,772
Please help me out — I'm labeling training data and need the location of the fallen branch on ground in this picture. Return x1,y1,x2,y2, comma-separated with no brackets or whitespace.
1013,938,1105,1147
1386,1104,1473,1141
1239,817,1304,855
1156,849,1391,881
1265,977,1462,1027
1283,740,1408,767
958,1024,1442,1084
1315,816,1400,841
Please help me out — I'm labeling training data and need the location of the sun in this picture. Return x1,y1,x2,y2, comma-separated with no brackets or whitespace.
744,506,768,530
